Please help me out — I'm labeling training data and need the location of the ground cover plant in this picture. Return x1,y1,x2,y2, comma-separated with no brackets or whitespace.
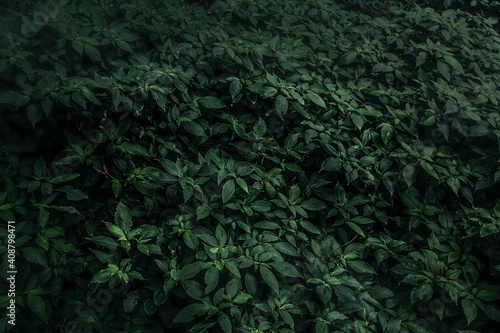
0,0,499,332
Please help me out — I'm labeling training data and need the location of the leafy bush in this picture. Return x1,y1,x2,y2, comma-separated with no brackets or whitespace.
0,0,499,332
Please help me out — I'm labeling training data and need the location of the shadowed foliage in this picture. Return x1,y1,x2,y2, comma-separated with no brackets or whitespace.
0,0,499,332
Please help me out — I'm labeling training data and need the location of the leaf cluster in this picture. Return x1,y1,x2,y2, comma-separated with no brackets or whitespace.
0,0,499,332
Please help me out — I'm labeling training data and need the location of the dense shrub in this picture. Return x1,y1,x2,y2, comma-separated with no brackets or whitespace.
0,0,499,332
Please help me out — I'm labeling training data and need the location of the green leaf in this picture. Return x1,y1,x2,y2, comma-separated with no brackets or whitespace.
403,164,415,187
214,312,232,333
280,309,294,329
264,86,278,97
51,173,80,184
173,303,209,323
367,286,394,298
72,40,84,54
416,52,427,67
91,269,114,284
269,261,301,277
480,223,499,237
151,90,167,111
121,142,150,156
213,46,225,56
336,286,358,303
154,259,169,273
196,204,211,220
275,95,288,116
468,124,490,137
154,290,166,306
199,96,226,109
159,159,182,177
251,200,272,212
372,63,386,73
21,247,47,266
236,177,249,194
260,266,279,294
321,157,342,172
38,207,49,228
81,87,101,105
182,121,206,137
183,231,199,250
253,117,267,137
230,80,243,99
300,220,321,234
254,221,281,230
317,285,333,305
179,262,204,281
444,55,464,74
112,181,122,198
463,261,478,285
105,222,127,240
274,242,301,257
27,294,46,320
327,311,348,322
447,177,460,195
289,89,305,105
90,249,114,264
84,44,101,61
400,187,420,209
116,40,133,53
41,98,54,116
351,113,364,130
437,61,450,81
205,266,219,293
144,299,156,315
198,233,218,247
185,280,204,300
224,260,241,278
65,189,89,201
381,124,393,145
316,321,328,333
347,222,365,237
115,202,132,234
27,104,43,125
411,284,433,305
219,312,232,333
16,94,30,107
484,304,500,321
222,180,235,204
266,73,279,86
301,198,327,211
124,291,138,313
111,87,122,109
245,273,258,295
476,286,500,301
233,293,252,304
461,299,478,324
306,91,326,108
339,51,357,65
215,224,227,245
347,261,376,274
285,163,304,173
351,216,374,224
420,161,439,180
289,184,300,202
88,235,118,250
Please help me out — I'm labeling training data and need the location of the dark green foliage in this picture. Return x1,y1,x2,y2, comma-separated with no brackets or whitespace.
0,0,499,332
